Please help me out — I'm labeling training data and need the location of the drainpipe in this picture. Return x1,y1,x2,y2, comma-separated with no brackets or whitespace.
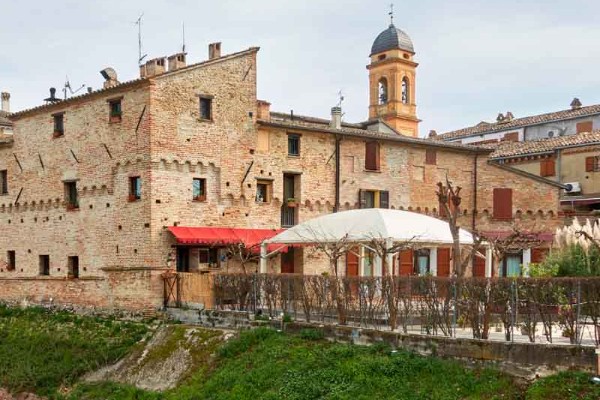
556,149,562,183
335,134,341,212
472,154,478,231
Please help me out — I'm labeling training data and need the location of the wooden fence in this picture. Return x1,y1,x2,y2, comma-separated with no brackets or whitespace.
163,272,214,309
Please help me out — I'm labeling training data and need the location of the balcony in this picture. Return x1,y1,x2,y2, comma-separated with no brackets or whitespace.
281,205,296,227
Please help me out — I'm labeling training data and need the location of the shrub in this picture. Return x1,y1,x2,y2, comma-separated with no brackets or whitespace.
298,328,324,341
540,245,600,277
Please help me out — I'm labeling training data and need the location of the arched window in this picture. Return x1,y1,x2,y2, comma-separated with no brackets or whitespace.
378,78,388,105
401,77,409,104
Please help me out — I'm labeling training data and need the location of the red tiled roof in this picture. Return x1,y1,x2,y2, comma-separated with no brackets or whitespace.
435,104,600,141
489,130,600,159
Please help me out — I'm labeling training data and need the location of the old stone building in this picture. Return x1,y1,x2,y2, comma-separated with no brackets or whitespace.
0,23,564,311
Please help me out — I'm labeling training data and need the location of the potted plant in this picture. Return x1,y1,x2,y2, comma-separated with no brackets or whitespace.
286,197,298,208
128,194,139,202
109,111,122,123
53,130,64,138
193,194,206,202
66,202,79,211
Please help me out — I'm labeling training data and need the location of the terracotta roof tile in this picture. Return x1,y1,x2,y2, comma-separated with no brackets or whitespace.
258,118,492,153
489,130,600,158
435,104,600,141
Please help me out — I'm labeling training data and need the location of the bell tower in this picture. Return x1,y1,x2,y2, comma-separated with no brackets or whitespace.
367,16,419,137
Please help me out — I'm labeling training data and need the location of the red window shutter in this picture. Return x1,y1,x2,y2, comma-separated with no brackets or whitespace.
502,132,519,142
547,159,555,176
576,121,593,134
425,149,437,165
365,142,379,171
531,248,549,264
399,249,414,276
473,255,486,277
436,248,450,277
585,156,596,172
493,188,512,220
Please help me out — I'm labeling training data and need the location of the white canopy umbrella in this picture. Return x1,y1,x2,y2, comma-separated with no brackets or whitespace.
260,208,475,273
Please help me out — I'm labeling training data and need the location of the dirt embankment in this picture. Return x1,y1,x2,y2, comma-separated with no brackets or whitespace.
83,325,234,391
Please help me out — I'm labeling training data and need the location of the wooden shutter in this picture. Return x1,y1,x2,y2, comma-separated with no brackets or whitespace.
399,249,413,276
473,255,486,277
358,189,367,209
531,248,549,264
586,156,596,172
576,121,593,134
346,248,359,276
493,188,513,220
502,132,519,142
379,190,389,208
365,142,379,171
425,149,437,165
436,248,450,277
540,159,555,177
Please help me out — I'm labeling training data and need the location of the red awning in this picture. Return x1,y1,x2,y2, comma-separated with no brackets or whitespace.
168,226,285,252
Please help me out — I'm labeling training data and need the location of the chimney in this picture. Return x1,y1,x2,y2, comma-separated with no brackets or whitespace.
43,88,61,103
505,111,514,121
144,57,166,77
208,42,222,60
168,52,187,72
330,106,342,129
428,129,437,138
100,67,119,89
256,100,271,120
139,64,147,78
1,92,10,112
496,113,505,123
570,97,582,110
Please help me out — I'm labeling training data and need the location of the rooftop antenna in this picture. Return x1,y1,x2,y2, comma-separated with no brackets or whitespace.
336,90,344,108
182,21,186,53
134,13,147,65
62,75,85,100
389,3,394,25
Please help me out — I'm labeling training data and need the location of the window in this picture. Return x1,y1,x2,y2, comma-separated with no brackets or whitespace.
401,77,409,104
199,96,212,120
64,181,78,209
0,170,7,194
576,121,593,134
53,113,64,136
493,188,513,220
365,141,380,171
502,252,523,277
359,189,389,209
68,256,79,279
129,176,141,201
6,250,15,271
256,180,272,203
425,149,437,165
502,132,519,142
540,158,556,177
109,99,122,122
414,249,430,276
192,178,206,201
288,134,300,156
585,156,600,172
39,255,50,276
198,248,219,268
378,78,388,105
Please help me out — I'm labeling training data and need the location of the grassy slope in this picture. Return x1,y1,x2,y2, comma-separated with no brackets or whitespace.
0,305,148,397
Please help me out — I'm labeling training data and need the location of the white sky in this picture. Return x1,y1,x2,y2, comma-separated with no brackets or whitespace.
1,0,599,137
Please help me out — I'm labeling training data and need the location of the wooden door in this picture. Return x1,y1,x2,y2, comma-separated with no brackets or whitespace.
437,248,451,277
473,254,486,277
399,249,413,276
281,248,295,274
346,248,359,276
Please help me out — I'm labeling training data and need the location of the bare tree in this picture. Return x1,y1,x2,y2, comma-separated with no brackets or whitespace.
436,178,475,277
225,242,261,274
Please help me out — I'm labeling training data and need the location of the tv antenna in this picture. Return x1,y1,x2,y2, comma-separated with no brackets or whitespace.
336,90,344,108
62,76,85,100
182,21,186,53
134,13,147,65
389,3,394,25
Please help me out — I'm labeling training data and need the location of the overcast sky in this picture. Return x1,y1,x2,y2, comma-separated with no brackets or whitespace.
1,0,599,136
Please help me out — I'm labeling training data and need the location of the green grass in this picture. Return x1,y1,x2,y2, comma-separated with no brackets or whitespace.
526,371,600,400
3,306,598,400
66,328,521,400
0,304,149,397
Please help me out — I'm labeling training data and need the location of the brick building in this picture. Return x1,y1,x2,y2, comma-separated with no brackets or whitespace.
0,23,564,311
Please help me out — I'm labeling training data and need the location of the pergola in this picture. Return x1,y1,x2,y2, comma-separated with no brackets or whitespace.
260,209,485,275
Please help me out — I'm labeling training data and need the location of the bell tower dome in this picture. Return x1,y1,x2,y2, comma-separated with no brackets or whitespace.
367,19,419,137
